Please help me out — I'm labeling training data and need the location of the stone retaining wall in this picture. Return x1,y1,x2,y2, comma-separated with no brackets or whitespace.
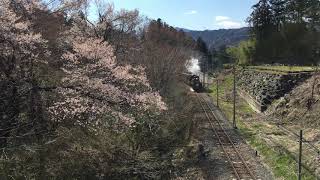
237,68,312,112
237,88,266,113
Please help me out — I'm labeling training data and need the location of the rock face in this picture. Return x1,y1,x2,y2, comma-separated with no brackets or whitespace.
237,69,312,112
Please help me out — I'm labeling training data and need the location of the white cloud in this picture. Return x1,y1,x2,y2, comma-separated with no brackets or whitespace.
214,15,243,29
217,21,242,29
215,16,230,22
185,10,197,15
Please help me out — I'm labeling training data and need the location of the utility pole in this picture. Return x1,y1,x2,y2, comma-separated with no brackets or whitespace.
233,65,237,129
298,130,303,180
216,78,219,107
203,72,205,88
203,61,206,88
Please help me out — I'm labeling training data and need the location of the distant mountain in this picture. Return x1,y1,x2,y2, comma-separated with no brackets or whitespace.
181,27,250,50
176,27,191,33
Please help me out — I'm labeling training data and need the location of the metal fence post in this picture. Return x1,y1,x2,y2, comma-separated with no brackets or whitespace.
217,78,219,107
298,130,303,180
233,65,237,129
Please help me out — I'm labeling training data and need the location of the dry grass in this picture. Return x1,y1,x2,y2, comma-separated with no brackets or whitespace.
247,66,315,73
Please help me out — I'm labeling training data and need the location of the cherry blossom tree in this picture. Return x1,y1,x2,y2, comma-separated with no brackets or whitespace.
93,2,144,63
49,14,166,130
0,0,51,146
0,0,166,142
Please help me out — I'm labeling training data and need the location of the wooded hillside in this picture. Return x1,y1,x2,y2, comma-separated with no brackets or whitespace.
227,0,320,65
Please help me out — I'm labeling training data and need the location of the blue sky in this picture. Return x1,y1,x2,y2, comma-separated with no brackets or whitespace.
109,0,258,30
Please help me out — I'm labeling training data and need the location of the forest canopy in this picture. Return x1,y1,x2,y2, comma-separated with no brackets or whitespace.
227,0,320,65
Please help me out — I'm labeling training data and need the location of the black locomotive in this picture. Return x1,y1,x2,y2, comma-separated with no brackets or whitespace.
189,75,203,92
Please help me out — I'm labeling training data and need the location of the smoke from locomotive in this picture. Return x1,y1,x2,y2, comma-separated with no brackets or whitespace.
187,58,201,75
185,58,203,92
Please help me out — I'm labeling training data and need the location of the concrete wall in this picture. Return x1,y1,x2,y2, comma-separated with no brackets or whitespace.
237,68,312,112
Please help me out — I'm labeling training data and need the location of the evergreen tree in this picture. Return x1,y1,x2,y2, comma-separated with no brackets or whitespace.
287,0,307,23
196,37,209,72
216,45,233,64
247,0,320,64
305,0,320,29
269,0,287,31
248,0,274,40
196,37,208,55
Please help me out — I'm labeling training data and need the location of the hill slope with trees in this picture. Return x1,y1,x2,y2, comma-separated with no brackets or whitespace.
182,27,250,50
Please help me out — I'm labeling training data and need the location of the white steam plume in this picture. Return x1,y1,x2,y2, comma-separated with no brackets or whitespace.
186,57,201,75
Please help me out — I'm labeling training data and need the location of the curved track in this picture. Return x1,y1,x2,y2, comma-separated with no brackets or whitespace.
197,94,256,180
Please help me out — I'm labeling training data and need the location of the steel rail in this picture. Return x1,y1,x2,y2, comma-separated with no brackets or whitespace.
197,94,256,180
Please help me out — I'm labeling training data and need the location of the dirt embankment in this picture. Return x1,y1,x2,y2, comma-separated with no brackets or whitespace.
268,74,320,127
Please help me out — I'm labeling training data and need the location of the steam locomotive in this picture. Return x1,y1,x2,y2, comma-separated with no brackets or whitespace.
188,74,203,92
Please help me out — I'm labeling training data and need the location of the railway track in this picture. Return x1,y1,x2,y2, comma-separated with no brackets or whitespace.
197,94,257,180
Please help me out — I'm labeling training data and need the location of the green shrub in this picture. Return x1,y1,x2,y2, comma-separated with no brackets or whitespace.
227,39,256,65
